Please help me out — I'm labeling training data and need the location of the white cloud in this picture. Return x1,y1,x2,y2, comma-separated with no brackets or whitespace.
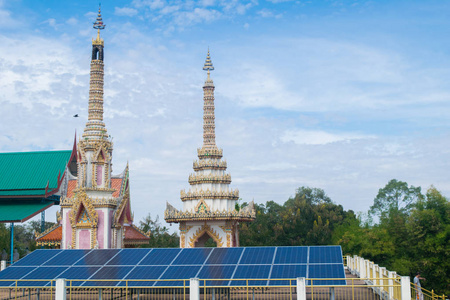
115,7,139,17
66,17,78,26
280,129,374,145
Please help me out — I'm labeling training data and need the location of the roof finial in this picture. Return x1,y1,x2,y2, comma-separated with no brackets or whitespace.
93,3,106,40
203,48,214,80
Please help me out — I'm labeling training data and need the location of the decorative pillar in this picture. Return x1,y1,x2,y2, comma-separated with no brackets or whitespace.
401,276,411,300
297,277,306,300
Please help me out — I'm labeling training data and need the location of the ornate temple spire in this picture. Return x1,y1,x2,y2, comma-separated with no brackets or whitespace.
82,4,108,141
202,49,217,150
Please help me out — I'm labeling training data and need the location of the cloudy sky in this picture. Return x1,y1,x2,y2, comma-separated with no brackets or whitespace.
1,0,450,228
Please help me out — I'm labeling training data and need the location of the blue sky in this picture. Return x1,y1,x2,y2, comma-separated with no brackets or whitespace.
1,0,450,227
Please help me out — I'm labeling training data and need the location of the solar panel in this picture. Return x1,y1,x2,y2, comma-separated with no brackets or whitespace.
0,246,346,287
75,249,120,266
197,265,236,286
59,266,101,286
239,247,275,264
84,266,134,287
308,264,346,285
44,250,90,266
0,266,36,286
274,247,308,264
172,248,212,265
206,248,243,265
107,248,151,266
270,264,307,285
13,250,60,266
139,248,181,265
20,266,68,287
309,246,343,264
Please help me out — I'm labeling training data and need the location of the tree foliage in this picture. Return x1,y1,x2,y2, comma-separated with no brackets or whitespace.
138,214,179,248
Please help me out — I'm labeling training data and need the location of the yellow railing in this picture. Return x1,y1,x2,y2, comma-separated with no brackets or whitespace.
411,282,446,300
0,277,406,300
346,255,446,300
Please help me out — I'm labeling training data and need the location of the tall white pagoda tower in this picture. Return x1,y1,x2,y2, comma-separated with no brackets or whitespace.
165,51,255,248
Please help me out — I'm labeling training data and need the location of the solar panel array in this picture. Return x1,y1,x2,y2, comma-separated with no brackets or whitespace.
0,246,345,287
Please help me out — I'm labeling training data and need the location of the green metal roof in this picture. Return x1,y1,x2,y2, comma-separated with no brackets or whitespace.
0,150,72,197
0,201,54,222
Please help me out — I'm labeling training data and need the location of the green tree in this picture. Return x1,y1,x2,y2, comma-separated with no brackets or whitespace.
369,179,423,220
139,214,179,248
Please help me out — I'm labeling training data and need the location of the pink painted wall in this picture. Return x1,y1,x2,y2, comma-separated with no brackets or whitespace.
65,212,72,249
79,230,90,249
97,211,104,249
97,165,102,186
110,210,114,248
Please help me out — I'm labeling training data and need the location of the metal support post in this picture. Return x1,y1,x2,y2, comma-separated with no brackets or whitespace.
190,278,200,300
401,276,411,300
330,287,335,300
9,223,14,265
297,277,306,300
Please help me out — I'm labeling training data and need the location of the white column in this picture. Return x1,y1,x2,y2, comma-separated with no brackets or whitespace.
1,260,6,271
373,264,378,293
388,271,395,300
352,255,358,275
346,255,351,270
401,276,411,300
359,258,366,278
190,278,200,300
55,278,66,300
297,277,306,300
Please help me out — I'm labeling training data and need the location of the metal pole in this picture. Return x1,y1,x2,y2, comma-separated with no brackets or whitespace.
41,211,45,233
9,223,14,265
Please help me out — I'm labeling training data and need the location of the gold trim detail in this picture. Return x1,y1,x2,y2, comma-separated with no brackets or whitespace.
188,224,223,248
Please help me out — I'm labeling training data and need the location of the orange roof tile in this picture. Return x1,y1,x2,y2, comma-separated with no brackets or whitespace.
124,225,150,243
111,178,123,197
36,225,62,242
66,180,77,198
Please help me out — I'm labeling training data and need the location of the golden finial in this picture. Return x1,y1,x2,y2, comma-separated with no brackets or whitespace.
93,4,106,41
203,48,214,79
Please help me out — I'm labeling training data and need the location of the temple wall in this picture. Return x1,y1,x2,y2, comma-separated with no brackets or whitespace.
78,230,91,249
97,210,104,249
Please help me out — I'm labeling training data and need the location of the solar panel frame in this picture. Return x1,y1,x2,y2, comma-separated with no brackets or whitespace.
0,246,347,287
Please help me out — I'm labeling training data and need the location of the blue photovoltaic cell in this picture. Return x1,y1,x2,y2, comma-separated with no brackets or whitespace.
83,266,134,287
44,250,91,266
13,250,61,266
75,249,121,266
274,247,308,264
172,248,212,265
139,248,181,265
232,265,271,286
239,247,275,265
0,267,36,286
308,264,346,285
107,248,151,266
156,265,201,286
198,265,236,286
206,248,243,265
309,246,342,264
120,266,167,287
269,264,307,286
0,246,347,288
19,266,68,287
58,266,101,286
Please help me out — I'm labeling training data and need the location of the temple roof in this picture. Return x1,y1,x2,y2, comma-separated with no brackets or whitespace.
0,150,73,198
124,225,150,245
0,146,76,223
36,225,62,246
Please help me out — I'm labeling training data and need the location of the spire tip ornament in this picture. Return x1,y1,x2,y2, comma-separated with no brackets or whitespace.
203,48,214,80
